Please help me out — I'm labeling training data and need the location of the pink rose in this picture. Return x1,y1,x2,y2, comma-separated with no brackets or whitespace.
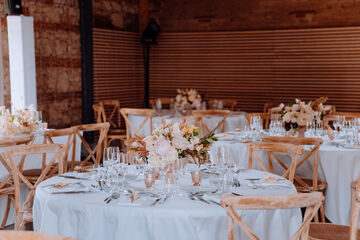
155,139,172,157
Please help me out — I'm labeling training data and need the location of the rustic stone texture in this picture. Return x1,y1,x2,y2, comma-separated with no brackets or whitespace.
93,0,139,31
0,0,82,128
149,0,360,32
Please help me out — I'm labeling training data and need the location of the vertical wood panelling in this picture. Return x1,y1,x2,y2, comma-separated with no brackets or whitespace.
149,27,360,112
93,28,144,109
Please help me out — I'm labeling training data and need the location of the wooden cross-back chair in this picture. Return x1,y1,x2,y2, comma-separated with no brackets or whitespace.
208,99,237,111
221,192,324,240
149,98,173,109
72,123,109,168
5,144,64,230
93,100,126,147
247,142,304,183
262,136,326,222
263,102,280,113
245,113,271,130
0,231,75,240
42,128,76,172
192,110,230,136
0,135,34,229
120,108,153,146
309,176,360,240
323,112,360,130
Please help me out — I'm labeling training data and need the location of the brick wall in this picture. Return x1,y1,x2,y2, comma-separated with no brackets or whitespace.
93,0,139,31
149,0,360,32
0,0,82,128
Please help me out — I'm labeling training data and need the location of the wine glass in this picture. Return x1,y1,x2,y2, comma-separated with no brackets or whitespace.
156,98,162,115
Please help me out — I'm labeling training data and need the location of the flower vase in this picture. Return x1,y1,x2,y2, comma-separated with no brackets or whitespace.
297,126,306,138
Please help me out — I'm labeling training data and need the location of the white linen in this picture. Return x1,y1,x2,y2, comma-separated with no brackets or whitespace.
210,136,360,225
33,169,302,240
128,111,248,136
0,132,81,226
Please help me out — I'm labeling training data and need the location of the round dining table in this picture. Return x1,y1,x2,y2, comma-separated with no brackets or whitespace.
33,168,301,240
127,110,248,136
210,131,360,226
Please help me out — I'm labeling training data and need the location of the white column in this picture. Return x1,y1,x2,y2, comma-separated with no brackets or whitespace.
7,15,37,110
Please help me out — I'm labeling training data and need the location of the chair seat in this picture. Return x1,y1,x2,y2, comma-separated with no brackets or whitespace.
108,128,126,135
295,178,327,193
309,223,360,240
22,168,42,177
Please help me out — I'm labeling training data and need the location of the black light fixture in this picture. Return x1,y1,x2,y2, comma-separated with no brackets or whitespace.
142,20,160,108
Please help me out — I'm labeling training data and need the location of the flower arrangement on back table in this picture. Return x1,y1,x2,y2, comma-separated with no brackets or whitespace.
131,120,218,168
1,105,39,135
175,89,202,113
271,97,332,131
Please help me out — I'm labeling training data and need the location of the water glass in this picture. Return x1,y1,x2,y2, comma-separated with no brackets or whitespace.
144,172,156,189
191,170,203,186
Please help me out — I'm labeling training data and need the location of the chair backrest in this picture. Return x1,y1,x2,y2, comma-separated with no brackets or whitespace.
192,110,230,136
93,100,121,129
120,108,153,143
245,113,271,130
149,98,173,109
351,176,360,240
221,192,324,240
72,123,110,167
0,230,75,240
247,142,304,183
263,102,280,113
323,112,360,130
4,144,64,230
0,135,35,189
208,99,237,111
43,128,76,172
262,136,323,191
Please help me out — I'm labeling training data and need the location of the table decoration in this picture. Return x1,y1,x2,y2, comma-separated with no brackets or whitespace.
175,88,202,115
271,97,331,136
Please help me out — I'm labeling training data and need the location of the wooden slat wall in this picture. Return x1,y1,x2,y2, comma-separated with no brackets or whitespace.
149,26,360,112
93,28,144,109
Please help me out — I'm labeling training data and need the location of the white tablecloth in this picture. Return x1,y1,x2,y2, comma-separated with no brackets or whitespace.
0,133,81,226
128,111,248,136
210,134,360,225
33,169,301,240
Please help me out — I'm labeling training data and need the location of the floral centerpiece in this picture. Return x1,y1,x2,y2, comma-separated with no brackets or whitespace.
271,97,332,131
131,120,217,168
6,105,39,135
175,89,202,113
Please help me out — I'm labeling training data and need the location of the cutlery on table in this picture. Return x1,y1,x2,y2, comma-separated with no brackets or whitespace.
59,175,88,180
105,192,120,204
151,197,161,206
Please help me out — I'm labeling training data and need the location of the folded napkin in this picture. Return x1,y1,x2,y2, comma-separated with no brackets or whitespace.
44,182,90,194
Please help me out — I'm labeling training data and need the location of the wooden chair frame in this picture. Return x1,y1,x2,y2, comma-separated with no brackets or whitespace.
245,113,271,130
93,101,126,147
120,108,153,145
72,123,110,168
192,110,230,136
0,135,34,229
221,192,324,240
263,102,280,113
5,144,64,230
262,136,326,222
42,128,76,173
247,142,304,183
350,176,360,240
0,230,75,239
208,99,237,111
323,112,360,130
149,97,173,108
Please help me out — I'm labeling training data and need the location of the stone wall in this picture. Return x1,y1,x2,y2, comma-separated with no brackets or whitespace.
93,0,139,31
149,0,360,32
0,0,82,128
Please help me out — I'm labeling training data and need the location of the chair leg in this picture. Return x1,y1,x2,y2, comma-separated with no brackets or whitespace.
1,196,11,228
320,202,326,222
